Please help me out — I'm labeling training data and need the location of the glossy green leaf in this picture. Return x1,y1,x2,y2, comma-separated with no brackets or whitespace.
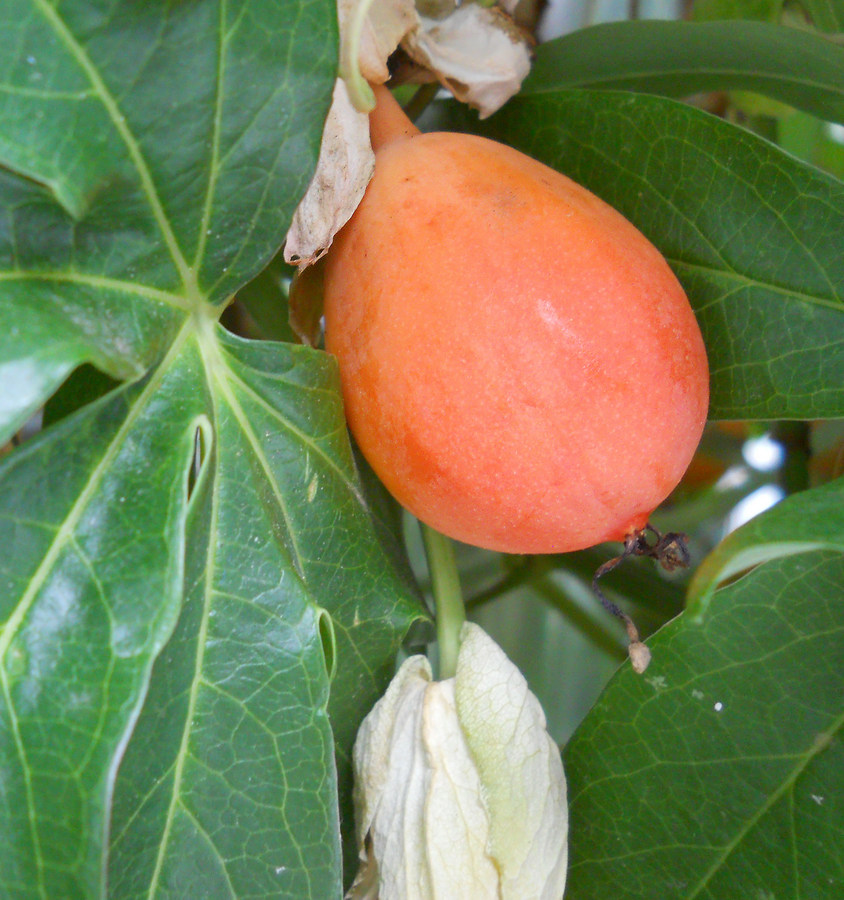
687,475,844,619
0,339,201,897
105,329,424,899
0,2,427,897
564,548,844,899
522,21,844,125
0,0,335,442
800,0,844,30
437,91,844,420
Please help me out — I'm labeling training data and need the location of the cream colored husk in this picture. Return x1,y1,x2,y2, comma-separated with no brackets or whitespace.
348,623,568,900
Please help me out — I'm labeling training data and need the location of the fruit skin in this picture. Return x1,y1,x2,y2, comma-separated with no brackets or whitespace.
323,88,709,554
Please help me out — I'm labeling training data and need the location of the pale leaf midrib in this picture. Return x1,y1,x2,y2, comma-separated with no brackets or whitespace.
145,460,217,899
146,327,318,898
0,270,191,311
0,317,192,668
223,359,366,508
669,259,843,314
192,0,227,275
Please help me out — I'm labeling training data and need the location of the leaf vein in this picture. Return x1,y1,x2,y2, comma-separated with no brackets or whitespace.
31,0,195,292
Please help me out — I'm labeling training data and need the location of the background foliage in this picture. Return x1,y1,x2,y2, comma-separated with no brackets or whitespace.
0,0,841,897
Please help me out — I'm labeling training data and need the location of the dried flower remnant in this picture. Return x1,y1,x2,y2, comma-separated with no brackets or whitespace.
402,4,532,119
284,0,533,266
284,80,375,269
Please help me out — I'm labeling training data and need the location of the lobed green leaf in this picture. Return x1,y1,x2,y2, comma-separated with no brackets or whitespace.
0,0,336,441
0,1,427,897
105,328,423,899
0,339,201,897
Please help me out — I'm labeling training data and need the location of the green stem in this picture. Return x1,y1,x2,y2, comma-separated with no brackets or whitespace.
465,555,556,611
339,0,378,112
403,83,440,123
421,523,465,680
534,579,626,661
771,421,811,495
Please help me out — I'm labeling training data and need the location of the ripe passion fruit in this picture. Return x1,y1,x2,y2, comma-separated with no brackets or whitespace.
323,86,709,555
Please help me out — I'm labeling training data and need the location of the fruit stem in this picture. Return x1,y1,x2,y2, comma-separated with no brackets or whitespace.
421,523,465,680
369,84,421,152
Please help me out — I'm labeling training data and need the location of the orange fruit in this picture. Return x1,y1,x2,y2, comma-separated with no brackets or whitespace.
324,87,709,554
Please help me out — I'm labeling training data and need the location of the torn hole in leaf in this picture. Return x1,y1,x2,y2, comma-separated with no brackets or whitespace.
0,409,43,460
3,361,125,455
316,607,337,683
186,416,212,503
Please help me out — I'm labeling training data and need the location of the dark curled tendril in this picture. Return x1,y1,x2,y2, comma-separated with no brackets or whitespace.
591,524,691,674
